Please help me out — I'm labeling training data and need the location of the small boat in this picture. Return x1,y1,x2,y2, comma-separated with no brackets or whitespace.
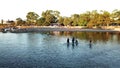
1,28,8,33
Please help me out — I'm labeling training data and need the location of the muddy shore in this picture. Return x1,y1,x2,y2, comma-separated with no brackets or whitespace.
0,26,120,33
8,26,120,33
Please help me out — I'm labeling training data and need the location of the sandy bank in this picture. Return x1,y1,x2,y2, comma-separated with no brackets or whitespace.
9,26,120,33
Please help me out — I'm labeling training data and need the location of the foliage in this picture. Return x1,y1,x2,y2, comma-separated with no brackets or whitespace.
16,18,26,26
13,9,120,27
41,10,60,26
36,17,45,26
26,12,39,25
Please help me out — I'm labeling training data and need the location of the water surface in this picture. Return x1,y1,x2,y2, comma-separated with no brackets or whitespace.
0,32,120,68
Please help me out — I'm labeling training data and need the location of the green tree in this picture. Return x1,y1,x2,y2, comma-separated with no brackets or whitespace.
71,14,80,26
37,17,45,26
100,10,111,26
16,18,26,26
63,17,72,26
26,12,39,25
87,10,99,27
112,9,120,25
79,11,90,26
41,10,60,25
58,16,64,25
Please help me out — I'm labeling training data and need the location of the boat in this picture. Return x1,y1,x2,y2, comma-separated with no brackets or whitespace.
1,28,7,33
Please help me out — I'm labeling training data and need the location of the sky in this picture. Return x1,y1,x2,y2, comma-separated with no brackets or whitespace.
0,0,120,20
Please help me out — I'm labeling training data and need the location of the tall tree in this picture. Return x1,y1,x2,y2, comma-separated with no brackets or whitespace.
26,12,39,25
87,10,99,27
101,10,111,26
79,11,90,26
37,17,45,26
16,18,26,26
63,17,72,26
1,19,3,25
41,10,60,25
58,16,64,25
71,14,80,26
112,9,120,25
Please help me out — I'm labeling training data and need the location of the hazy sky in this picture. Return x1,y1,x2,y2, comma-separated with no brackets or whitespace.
0,0,120,20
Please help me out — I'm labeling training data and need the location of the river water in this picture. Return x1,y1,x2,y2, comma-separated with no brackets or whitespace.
0,32,120,68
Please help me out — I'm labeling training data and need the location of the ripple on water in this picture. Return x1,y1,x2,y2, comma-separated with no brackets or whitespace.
0,32,120,68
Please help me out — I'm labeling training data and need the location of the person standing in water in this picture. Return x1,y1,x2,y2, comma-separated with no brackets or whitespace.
75,39,78,46
67,38,70,43
90,40,92,43
72,37,75,43
89,39,92,48
67,38,70,48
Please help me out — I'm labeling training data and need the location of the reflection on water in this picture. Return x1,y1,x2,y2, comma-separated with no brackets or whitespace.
49,31,120,44
0,32,120,68
89,43,92,49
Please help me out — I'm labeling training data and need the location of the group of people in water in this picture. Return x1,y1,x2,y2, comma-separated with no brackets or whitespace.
67,37,92,49
67,37,78,46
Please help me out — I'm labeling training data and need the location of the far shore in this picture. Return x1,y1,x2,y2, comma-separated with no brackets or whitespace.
0,26,120,33
3,26,119,33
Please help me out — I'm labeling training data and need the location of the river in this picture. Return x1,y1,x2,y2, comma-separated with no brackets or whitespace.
0,32,120,68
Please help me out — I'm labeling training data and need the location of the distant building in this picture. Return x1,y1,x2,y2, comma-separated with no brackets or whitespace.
0,19,15,24
50,23,60,26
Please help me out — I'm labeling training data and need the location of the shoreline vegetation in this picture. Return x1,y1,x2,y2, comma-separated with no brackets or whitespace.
1,9,120,33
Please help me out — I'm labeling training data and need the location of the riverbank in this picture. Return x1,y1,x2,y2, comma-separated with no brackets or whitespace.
8,26,120,33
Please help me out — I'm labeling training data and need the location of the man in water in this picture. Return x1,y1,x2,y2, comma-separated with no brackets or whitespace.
67,38,69,43
72,37,75,43
89,39,92,48
75,39,78,46
67,38,70,48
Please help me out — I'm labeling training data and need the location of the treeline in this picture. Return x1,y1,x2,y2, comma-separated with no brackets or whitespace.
15,9,120,27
